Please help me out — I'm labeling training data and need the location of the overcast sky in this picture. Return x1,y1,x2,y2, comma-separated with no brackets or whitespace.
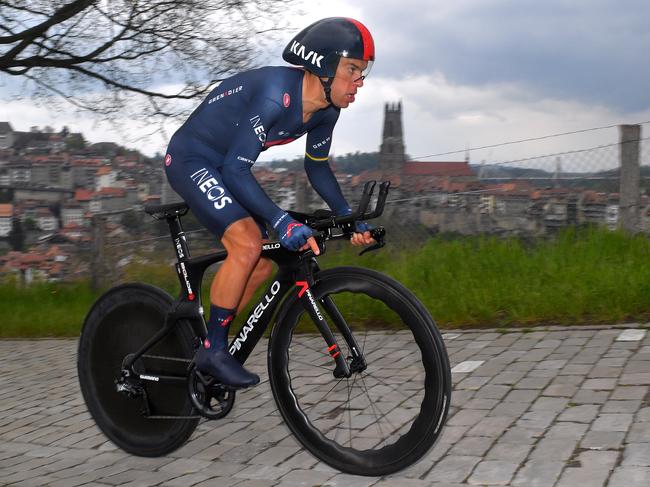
2,0,649,172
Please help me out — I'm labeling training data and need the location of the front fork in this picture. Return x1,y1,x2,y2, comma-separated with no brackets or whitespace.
295,256,366,378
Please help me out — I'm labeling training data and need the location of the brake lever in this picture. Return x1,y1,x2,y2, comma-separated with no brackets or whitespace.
359,227,386,256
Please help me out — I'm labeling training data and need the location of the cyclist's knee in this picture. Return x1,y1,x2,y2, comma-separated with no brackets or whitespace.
222,218,263,267
234,240,262,267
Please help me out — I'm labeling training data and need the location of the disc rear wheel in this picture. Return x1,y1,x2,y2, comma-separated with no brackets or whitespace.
77,283,199,456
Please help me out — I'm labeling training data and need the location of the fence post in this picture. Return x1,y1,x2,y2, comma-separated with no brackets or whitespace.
619,124,641,233
90,214,105,291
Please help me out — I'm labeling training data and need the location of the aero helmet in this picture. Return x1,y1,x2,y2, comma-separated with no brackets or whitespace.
282,17,375,103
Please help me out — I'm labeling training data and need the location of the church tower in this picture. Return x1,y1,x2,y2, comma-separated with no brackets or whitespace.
378,101,406,172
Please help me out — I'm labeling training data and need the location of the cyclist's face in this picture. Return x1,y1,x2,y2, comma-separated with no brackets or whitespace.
328,58,367,108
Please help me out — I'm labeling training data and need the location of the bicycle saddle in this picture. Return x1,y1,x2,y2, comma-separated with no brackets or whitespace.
144,202,189,219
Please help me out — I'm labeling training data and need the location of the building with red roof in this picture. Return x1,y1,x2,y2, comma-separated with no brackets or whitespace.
0,203,13,237
402,161,475,178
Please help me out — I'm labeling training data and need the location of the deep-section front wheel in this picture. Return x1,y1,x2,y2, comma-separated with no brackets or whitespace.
77,283,199,456
268,267,451,476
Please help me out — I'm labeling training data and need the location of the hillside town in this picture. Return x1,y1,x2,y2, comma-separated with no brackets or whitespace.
0,104,640,284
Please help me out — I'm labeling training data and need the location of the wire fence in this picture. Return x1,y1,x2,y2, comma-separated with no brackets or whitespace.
353,123,650,243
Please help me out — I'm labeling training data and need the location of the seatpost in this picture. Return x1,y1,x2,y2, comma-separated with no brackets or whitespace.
168,215,191,261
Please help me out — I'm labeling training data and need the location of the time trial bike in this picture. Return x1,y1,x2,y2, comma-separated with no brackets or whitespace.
77,180,451,476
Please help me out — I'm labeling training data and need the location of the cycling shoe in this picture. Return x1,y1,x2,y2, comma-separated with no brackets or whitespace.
195,347,260,388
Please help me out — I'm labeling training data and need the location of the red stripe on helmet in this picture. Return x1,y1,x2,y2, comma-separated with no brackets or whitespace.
346,18,375,61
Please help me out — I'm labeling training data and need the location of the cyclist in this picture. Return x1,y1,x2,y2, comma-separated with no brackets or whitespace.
164,17,376,388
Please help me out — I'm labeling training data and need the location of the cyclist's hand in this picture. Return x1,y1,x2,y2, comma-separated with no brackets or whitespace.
273,212,318,254
335,208,375,247
351,221,375,247
298,236,320,254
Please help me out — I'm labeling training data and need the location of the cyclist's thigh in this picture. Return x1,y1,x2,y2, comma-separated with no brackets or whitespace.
165,145,267,239
213,166,269,240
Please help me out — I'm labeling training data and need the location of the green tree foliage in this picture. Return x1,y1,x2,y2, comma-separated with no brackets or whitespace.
64,133,86,151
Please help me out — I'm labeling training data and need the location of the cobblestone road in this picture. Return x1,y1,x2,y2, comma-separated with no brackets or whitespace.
1,325,649,486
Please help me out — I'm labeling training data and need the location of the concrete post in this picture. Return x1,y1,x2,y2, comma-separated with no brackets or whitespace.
619,124,641,233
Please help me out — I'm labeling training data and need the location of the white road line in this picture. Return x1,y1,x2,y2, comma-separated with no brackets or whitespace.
451,360,485,373
616,329,647,342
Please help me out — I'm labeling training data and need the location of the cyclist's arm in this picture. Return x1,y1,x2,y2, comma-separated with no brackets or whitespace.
303,112,351,216
219,96,287,227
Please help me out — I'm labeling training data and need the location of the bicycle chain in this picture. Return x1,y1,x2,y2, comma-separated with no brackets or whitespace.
141,354,192,364
126,355,199,420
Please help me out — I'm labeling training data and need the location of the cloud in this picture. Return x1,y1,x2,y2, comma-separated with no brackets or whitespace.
352,0,650,112
260,71,650,173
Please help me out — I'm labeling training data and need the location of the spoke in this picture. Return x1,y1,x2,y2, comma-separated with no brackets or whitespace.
358,329,394,359
330,372,360,447
355,329,419,405
287,356,332,372
301,376,346,414
363,371,422,407
331,376,350,446
347,374,354,448
359,372,386,443
360,372,400,445
292,336,332,358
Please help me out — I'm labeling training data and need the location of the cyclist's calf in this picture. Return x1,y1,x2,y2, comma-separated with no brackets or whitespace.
237,257,274,314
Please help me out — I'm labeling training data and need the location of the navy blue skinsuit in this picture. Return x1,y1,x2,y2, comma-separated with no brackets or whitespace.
164,66,350,238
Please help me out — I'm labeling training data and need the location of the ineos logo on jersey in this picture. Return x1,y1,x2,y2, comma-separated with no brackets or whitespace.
190,168,233,210
249,115,267,144
290,40,324,68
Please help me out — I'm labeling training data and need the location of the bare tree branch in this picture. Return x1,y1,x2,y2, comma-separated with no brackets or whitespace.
0,0,297,126
0,0,94,45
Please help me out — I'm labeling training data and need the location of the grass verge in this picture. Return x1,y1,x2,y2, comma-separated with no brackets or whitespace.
1,226,649,337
